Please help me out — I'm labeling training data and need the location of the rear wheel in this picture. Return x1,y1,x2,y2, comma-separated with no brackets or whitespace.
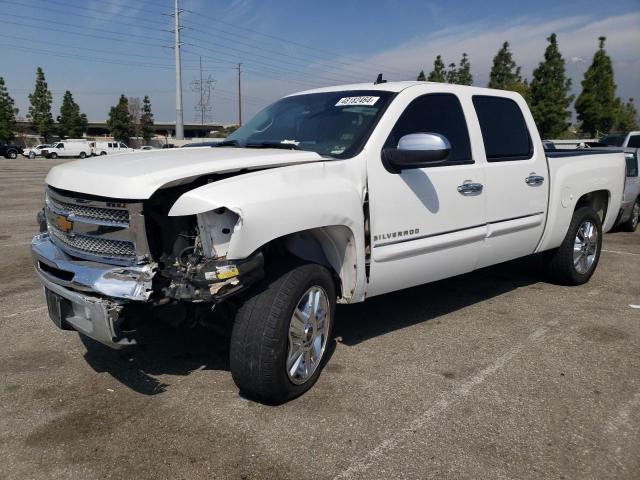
620,199,639,232
230,263,335,404
545,207,602,285
100,151,107,156
79,151,86,159
8,150,17,159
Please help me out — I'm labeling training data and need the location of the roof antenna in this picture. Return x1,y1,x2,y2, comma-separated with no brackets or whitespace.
374,73,386,85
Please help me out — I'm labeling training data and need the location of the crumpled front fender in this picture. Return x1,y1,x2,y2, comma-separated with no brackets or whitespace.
169,161,367,301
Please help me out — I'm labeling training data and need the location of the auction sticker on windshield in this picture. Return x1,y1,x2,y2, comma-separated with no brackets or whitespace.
335,96,380,107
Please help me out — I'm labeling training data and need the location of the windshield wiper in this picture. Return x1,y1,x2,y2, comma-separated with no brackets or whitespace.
245,141,302,150
215,139,240,147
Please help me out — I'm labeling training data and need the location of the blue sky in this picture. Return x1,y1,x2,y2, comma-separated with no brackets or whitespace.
1,0,639,124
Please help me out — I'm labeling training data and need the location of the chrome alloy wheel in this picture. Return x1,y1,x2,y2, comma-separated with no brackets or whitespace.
286,286,330,385
573,220,598,274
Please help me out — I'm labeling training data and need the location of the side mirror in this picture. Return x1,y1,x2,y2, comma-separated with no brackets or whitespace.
382,133,451,173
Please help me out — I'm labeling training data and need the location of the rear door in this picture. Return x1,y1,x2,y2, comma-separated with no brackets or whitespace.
471,95,548,268
366,89,487,297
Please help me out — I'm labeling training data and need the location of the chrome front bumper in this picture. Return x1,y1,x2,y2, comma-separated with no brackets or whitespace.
32,233,156,348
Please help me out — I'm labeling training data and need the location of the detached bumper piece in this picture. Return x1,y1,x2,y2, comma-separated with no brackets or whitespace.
42,281,134,349
32,233,153,348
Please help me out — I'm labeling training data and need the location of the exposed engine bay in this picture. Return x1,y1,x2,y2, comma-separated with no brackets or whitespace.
143,176,265,305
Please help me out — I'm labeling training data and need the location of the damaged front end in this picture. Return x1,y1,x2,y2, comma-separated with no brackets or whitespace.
33,180,265,349
145,189,264,304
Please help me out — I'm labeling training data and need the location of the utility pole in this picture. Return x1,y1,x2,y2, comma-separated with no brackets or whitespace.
236,62,242,126
199,56,204,126
172,0,184,139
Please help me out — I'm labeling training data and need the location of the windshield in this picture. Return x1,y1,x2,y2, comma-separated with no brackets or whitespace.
600,134,625,147
225,90,394,158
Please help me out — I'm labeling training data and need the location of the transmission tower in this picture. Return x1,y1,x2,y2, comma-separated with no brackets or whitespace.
190,56,216,125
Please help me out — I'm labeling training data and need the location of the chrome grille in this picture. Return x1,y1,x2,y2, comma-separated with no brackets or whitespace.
48,196,129,226
50,228,136,259
45,188,149,266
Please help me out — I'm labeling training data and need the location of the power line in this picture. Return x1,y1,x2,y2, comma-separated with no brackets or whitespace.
7,0,393,82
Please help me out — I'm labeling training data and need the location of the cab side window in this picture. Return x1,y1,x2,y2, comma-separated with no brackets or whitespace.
628,135,640,148
384,93,472,165
472,95,532,161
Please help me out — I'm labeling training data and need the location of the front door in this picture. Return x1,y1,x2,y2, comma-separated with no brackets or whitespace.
366,91,486,297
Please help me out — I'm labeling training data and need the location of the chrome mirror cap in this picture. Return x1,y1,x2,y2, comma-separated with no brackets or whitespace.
397,133,451,152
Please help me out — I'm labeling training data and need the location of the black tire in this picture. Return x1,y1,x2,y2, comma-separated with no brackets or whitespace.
28,152,35,159
8,150,17,159
100,151,107,156
230,263,336,404
79,151,86,159
620,199,639,232
546,206,602,285
49,152,57,159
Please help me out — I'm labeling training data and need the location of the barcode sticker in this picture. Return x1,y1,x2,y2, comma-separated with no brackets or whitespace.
335,96,380,107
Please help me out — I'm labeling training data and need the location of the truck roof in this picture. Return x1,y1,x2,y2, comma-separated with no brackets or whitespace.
288,81,523,99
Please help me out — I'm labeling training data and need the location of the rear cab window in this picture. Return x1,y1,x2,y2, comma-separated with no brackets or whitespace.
628,135,640,149
472,95,532,162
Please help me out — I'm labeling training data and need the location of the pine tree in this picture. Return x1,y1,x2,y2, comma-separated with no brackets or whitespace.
488,42,522,90
427,55,446,83
0,77,18,142
28,67,54,141
107,94,133,143
457,53,473,85
616,98,639,132
575,37,620,137
416,70,426,81
446,63,458,84
57,90,87,138
140,95,155,144
529,33,574,139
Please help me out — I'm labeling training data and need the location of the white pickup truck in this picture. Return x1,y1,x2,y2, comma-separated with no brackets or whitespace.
32,81,625,403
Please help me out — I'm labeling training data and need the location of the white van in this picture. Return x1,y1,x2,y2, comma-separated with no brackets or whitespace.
92,141,135,155
41,142,92,159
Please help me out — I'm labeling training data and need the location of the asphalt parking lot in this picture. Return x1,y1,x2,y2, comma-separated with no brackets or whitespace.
1,158,639,480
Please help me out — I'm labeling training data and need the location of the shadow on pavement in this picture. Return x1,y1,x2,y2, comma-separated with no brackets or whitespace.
80,257,541,395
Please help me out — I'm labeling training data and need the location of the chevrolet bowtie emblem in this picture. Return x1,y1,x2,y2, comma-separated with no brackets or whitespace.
55,215,73,233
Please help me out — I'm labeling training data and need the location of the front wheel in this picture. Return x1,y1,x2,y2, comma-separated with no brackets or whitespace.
49,152,57,159
28,152,36,159
230,263,336,404
545,206,602,285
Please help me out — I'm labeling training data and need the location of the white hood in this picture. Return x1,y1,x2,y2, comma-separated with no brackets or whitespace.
45,147,325,199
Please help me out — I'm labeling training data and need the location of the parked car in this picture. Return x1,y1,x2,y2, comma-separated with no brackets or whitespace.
616,148,640,231
599,131,640,148
92,141,135,155
24,144,51,159
32,81,625,403
41,141,91,159
138,145,155,151
161,143,176,149
0,143,24,159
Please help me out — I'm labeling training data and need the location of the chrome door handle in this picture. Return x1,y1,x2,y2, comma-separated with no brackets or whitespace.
525,175,544,186
457,182,483,196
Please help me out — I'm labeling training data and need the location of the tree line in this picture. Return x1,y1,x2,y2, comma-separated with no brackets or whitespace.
417,35,639,138
0,67,155,144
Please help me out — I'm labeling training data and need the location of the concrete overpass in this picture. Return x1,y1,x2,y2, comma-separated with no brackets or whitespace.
16,120,234,139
